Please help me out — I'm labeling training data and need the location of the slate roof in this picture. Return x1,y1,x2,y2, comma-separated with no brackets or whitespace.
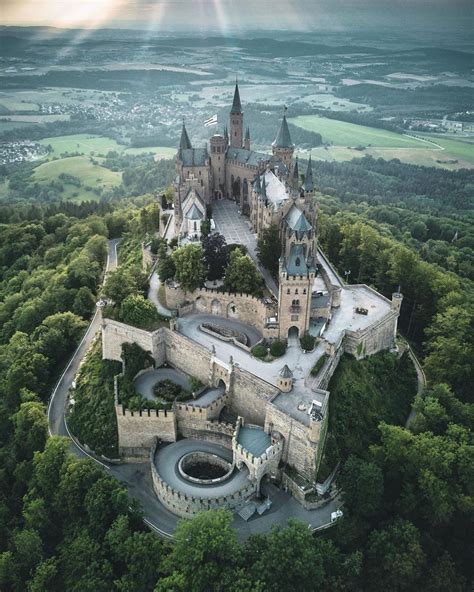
230,83,242,114
226,148,268,167
179,122,192,150
302,155,314,192
284,244,316,276
273,114,294,148
285,204,312,234
179,148,208,167
279,364,293,378
185,203,204,220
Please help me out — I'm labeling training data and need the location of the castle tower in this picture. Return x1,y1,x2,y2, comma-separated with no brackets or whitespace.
210,134,227,200
272,111,294,169
277,365,293,392
244,126,250,151
229,82,243,149
291,157,300,192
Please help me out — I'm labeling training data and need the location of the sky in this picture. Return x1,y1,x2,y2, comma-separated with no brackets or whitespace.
2,0,472,32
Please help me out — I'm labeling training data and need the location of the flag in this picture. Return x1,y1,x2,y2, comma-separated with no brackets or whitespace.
204,114,218,127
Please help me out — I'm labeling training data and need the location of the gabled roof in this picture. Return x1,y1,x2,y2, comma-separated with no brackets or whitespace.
185,203,204,220
285,204,312,233
302,155,314,192
230,82,242,114
179,122,192,150
272,114,294,149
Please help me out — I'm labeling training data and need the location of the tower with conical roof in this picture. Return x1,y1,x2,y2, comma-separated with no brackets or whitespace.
244,126,250,151
229,82,243,149
179,120,192,151
272,109,294,169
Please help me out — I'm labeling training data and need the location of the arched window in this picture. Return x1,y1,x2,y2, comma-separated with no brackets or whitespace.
295,289,298,295
295,257,300,267
303,288,307,294
287,289,290,294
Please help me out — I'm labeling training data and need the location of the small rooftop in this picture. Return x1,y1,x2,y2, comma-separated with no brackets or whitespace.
237,426,271,457
279,364,293,378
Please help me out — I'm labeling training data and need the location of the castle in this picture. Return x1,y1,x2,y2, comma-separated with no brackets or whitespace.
174,82,325,340
98,85,404,527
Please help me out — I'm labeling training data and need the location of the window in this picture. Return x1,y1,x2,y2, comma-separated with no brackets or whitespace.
291,315,299,321
295,257,301,267
303,289,307,294
295,289,298,295
287,289,291,294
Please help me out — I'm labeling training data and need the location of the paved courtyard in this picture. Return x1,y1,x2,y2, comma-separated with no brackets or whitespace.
212,200,279,296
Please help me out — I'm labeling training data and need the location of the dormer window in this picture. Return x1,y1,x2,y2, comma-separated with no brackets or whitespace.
295,257,300,267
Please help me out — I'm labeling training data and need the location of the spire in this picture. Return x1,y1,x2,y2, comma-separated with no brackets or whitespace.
272,110,293,149
179,120,192,150
302,155,314,192
230,81,242,114
279,364,293,378
292,157,299,181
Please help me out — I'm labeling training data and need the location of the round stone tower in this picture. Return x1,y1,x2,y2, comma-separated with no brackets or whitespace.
277,364,293,392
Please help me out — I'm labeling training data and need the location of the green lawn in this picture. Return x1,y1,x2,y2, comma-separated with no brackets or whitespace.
33,156,122,202
38,134,176,159
291,115,425,148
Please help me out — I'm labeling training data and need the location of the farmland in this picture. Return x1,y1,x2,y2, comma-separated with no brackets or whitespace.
291,115,474,169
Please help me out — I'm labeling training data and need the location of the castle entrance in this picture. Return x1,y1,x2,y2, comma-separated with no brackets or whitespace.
288,326,299,339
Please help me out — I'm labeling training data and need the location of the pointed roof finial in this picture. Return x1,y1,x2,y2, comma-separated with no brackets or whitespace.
302,154,314,192
179,119,192,150
272,107,294,149
230,80,242,114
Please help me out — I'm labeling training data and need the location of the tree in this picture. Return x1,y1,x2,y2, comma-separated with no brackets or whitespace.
256,224,281,277
73,286,96,319
12,402,48,462
223,248,262,295
171,244,206,292
103,267,148,307
156,510,243,592
156,244,176,282
202,233,229,281
339,456,383,519
365,519,425,592
120,294,159,328
245,520,325,592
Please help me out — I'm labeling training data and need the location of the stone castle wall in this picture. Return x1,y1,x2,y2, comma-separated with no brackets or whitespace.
164,283,277,336
344,308,398,359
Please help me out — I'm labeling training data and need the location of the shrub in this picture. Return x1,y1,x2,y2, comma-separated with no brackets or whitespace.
270,340,287,357
311,354,329,376
251,344,267,358
300,334,316,351
153,379,189,402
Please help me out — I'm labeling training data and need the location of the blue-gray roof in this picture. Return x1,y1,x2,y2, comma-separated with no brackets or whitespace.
273,114,294,149
227,149,288,177
279,364,293,378
179,148,208,167
302,155,314,192
237,426,271,457
179,122,192,150
285,204,312,233
230,83,242,114
185,203,204,220
285,244,316,276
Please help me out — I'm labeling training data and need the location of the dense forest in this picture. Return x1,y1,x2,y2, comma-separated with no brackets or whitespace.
0,149,472,590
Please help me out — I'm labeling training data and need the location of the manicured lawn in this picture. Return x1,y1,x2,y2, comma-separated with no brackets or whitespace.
291,115,426,148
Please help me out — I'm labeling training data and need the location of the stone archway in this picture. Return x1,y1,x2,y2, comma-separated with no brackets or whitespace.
211,298,222,316
288,325,299,339
195,296,207,313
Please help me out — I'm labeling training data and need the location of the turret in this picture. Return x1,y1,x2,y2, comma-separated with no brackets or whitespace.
272,110,294,168
244,126,250,150
301,155,314,195
229,82,243,149
277,365,293,392
291,157,300,191
179,120,192,150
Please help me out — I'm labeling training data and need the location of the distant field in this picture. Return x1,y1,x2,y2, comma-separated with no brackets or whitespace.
0,114,70,125
292,116,474,169
32,156,122,202
291,115,425,148
0,97,39,112
38,134,175,159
